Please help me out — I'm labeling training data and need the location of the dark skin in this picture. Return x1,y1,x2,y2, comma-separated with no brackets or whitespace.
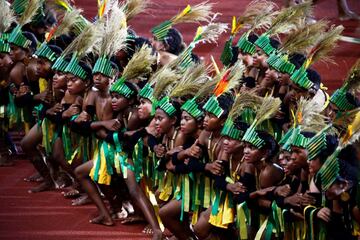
74,73,116,227
116,100,162,240
150,37,178,67
193,112,228,240
19,56,58,193
160,111,202,240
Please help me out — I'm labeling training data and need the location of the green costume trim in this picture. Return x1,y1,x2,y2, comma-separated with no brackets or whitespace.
139,83,155,103
279,128,293,151
156,96,177,117
64,53,88,80
8,26,32,49
0,38,10,53
290,66,314,90
110,76,134,98
237,34,256,55
181,97,203,120
92,56,116,78
330,88,356,111
221,119,244,140
34,42,57,62
221,36,234,66
202,95,224,118
51,56,68,72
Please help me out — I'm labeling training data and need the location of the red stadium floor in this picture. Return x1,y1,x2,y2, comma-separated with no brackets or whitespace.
0,160,150,240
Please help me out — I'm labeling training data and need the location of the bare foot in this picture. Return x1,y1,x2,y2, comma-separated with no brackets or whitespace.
89,215,114,226
72,194,92,206
120,214,145,224
24,173,43,182
143,224,153,235
28,181,54,193
62,189,80,199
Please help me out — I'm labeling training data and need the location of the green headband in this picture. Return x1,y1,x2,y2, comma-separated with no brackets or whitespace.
237,34,256,55
0,38,11,53
151,20,172,41
242,122,265,149
315,149,340,191
65,53,89,80
203,95,224,118
306,125,331,161
290,66,314,90
267,52,296,75
52,56,68,72
110,76,135,99
156,96,177,117
34,42,57,62
181,97,203,120
1,33,10,42
221,36,234,66
221,119,245,140
284,127,309,151
92,56,116,78
12,0,28,15
8,26,32,49
254,34,276,56
330,88,356,111
139,83,155,103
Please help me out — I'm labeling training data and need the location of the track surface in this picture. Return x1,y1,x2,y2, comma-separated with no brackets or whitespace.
0,160,150,240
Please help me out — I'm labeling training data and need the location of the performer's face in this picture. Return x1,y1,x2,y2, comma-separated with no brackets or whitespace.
180,111,198,135
223,137,242,155
111,93,129,112
308,157,322,176
154,109,176,135
66,74,86,95
290,146,308,170
0,52,13,71
52,71,67,90
243,142,265,163
203,112,223,131
10,44,27,62
138,98,152,120
36,57,52,78
93,73,110,91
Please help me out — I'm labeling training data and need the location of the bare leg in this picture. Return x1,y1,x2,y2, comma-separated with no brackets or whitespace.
124,160,162,240
21,124,54,193
74,160,114,226
193,208,213,240
159,199,195,240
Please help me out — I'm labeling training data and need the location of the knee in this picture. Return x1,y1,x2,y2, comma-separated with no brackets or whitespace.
20,138,31,153
193,220,209,240
74,166,84,180
127,184,140,198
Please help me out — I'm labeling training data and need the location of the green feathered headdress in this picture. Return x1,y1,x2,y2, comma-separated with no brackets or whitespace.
93,2,127,78
254,2,312,56
110,45,156,96
330,59,360,111
151,1,213,41
290,24,344,90
203,60,245,118
242,95,281,148
174,19,228,71
8,0,43,48
222,0,277,65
